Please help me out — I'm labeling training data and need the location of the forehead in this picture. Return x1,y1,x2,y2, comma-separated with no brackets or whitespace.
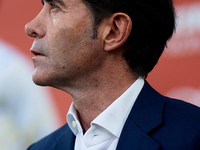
41,0,86,7
41,0,65,6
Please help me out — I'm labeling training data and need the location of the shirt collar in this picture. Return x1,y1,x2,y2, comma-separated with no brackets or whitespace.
67,77,144,137
91,77,144,137
67,104,82,135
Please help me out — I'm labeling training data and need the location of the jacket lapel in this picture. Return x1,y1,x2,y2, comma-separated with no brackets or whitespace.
117,81,166,150
116,117,160,150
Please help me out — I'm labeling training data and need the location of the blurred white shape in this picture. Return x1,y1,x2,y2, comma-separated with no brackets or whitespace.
165,2,200,57
166,86,200,107
0,39,60,150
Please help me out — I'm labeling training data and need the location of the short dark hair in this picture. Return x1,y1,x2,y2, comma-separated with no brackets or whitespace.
82,0,176,78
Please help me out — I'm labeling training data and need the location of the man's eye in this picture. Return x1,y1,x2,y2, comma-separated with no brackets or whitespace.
50,3,59,9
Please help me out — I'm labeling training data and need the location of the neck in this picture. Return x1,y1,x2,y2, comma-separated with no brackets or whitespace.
73,70,136,131
60,54,137,131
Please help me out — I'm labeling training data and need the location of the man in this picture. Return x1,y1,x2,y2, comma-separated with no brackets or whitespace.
25,0,200,149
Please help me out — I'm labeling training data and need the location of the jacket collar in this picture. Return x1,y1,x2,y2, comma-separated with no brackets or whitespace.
116,81,166,150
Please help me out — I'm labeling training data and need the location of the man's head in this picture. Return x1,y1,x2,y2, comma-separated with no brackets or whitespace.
81,0,176,78
25,0,175,89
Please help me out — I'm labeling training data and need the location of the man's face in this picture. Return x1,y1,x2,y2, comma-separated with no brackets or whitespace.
25,0,104,88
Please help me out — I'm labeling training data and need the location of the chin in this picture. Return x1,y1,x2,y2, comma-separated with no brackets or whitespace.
32,77,48,86
32,71,50,86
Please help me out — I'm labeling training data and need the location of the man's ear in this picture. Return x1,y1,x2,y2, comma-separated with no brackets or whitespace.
103,13,132,51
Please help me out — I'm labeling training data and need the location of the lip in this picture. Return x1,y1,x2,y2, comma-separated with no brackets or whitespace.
31,49,45,57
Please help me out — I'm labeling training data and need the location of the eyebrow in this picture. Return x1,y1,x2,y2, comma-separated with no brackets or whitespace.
41,0,66,6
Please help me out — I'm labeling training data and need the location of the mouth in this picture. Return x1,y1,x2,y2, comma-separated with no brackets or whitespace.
31,50,45,57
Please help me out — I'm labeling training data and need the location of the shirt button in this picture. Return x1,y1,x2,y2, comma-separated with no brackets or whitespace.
72,121,77,128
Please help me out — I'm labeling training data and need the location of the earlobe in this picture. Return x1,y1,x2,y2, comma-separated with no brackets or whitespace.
104,13,132,51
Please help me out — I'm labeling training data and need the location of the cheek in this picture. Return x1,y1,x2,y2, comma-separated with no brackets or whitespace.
45,17,98,67
44,32,79,73
49,24,92,55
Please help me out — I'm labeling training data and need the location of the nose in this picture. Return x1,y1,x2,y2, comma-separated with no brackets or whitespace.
25,11,46,39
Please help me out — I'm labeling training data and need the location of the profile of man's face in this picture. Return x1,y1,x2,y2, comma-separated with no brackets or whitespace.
25,0,105,88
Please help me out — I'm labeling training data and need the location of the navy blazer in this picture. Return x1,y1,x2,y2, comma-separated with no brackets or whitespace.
27,82,200,150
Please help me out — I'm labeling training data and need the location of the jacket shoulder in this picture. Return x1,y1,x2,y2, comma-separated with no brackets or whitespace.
164,96,200,123
153,96,200,149
136,81,200,149
27,123,73,150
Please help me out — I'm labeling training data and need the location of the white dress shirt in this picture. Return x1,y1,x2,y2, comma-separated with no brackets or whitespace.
67,77,144,150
